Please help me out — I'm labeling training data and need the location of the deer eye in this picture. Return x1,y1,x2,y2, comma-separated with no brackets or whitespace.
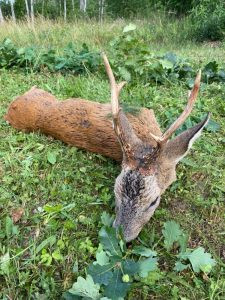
145,196,159,211
150,197,159,207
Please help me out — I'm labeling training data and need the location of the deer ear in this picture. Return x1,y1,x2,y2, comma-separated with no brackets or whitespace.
162,113,210,163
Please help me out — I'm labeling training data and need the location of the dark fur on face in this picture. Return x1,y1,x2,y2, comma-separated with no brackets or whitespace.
113,167,161,242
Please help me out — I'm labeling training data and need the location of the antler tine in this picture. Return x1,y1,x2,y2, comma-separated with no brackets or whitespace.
102,53,126,118
159,70,201,144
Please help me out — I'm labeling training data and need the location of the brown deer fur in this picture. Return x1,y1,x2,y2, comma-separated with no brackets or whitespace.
4,87,162,161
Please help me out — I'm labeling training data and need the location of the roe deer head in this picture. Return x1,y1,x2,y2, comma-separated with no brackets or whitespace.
102,54,210,242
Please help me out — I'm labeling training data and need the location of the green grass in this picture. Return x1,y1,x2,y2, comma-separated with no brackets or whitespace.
0,19,225,299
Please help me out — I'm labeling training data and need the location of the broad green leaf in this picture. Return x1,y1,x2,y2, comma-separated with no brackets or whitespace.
160,59,174,69
88,263,114,285
62,291,81,299
177,249,192,260
186,78,195,89
0,253,10,275
69,275,100,299
174,261,189,272
123,23,137,33
138,257,158,278
101,212,114,227
117,226,127,253
36,235,56,254
47,151,57,164
122,259,139,275
99,226,122,257
104,269,131,300
218,69,225,81
180,247,216,273
95,250,109,266
119,239,126,253
62,292,82,300
203,61,218,73
178,234,189,254
163,52,178,65
132,246,157,257
162,220,183,250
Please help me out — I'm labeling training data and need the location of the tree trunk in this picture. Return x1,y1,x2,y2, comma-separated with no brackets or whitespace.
98,0,101,21
80,0,87,12
4,87,161,161
10,0,16,22
71,0,74,11
25,0,30,20
0,4,4,23
42,0,45,16
64,0,67,21
30,0,34,24
99,0,104,23
59,0,61,17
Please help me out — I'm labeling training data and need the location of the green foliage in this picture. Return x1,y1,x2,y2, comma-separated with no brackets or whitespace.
0,38,100,74
0,253,10,275
100,212,114,227
47,151,57,165
160,0,196,16
138,257,158,278
162,220,183,250
88,263,114,286
178,247,216,273
174,261,189,272
162,221,216,274
132,246,157,258
65,222,158,299
98,227,122,257
65,216,217,299
1,29,225,86
69,275,101,299
203,61,225,83
189,0,225,41
95,250,110,266
5,216,19,238
109,26,225,85
106,0,154,18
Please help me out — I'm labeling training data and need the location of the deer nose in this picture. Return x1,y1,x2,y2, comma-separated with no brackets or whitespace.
113,217,142,242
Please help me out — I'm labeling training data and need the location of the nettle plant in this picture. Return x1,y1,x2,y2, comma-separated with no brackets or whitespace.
64,212,216,300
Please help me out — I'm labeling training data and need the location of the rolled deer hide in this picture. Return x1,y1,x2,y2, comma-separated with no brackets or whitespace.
4,87,162,161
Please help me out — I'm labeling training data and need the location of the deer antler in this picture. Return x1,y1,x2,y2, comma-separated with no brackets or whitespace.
102,53,143,161
102,53,126,120
151,70,202,145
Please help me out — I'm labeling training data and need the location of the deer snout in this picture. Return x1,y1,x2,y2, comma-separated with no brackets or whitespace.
113,215,144,242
